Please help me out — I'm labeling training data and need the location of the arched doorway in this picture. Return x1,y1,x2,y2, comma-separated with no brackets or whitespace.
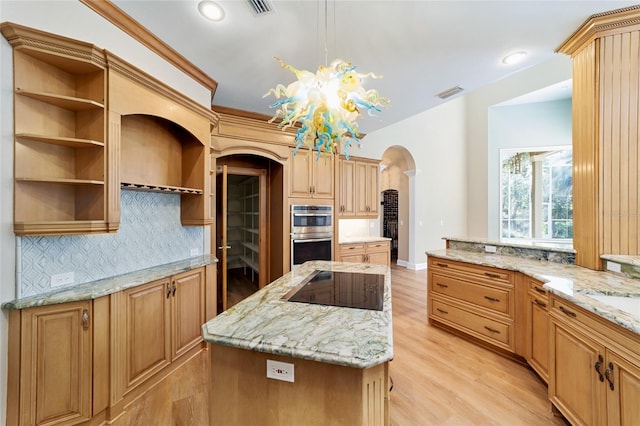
380,146,416,268
215,154,285,310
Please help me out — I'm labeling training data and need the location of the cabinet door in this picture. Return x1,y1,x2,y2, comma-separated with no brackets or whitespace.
338,158,355,216
367,250,390,267
355,162,369,215
526,289,549,382
549,315,606,426
122,278,171,393
290,150,312,197
340,253,366,263
20,301,92,425
365,162,380,216
606,350,640,426
171,268,205,360
312,154,334,198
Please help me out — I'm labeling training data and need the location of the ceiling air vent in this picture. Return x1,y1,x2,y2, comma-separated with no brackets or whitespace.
436,85,464,100
247,0,275,16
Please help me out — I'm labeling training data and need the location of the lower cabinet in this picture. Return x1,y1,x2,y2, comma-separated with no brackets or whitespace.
525,278,549,383
549,294,640,426
339,241,390,267
6,299,108,426
6,266,207,425
427,257,517,353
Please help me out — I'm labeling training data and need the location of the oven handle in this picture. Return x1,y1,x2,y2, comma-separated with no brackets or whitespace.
292,238,333,243
292,213,332,217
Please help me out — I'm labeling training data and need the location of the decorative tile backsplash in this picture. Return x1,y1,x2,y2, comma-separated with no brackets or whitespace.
18,190,204,297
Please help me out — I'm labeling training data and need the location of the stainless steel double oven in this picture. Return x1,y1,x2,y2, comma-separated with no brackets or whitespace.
290,205,333,268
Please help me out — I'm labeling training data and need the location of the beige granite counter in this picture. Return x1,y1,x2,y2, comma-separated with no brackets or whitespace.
2,255,217,310
201,260,393,369
427,249,640,335
339,236,391,244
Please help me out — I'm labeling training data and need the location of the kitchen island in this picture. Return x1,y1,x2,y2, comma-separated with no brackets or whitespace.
201,260,393,426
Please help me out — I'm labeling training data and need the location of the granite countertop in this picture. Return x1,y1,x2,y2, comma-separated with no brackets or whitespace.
339,236,392,244
2,254,218,310
201,260,393,369
427,249,640,335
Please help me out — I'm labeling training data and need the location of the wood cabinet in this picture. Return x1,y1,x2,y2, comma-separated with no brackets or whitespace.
117,268,205,396
427,257,516,353
2,23,114,236
549,294,640,425
6,300,106,426
339,241,390,267
289,148,334,199
338,156,380,218
525,278,549,383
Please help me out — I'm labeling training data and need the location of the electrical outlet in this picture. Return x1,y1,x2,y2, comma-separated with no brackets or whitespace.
51,272,74,287
267,360,294,382
190,248,199,256
485,245,497,253
607,261,622,273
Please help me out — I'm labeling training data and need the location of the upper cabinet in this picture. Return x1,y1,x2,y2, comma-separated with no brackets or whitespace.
338,156,380,218
2,23,114,236
1,23,218,235
289,148,334,199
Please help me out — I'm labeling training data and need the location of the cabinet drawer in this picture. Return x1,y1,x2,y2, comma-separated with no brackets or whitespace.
339,243,366,255
430,273,512,317
528,279,548,298
365,241,390,252
431,299,513,351
429,258,514,286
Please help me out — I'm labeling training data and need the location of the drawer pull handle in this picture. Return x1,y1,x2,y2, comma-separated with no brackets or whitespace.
484,272,502,279
436,262,448,267
534,286,546,295
166,282,172,299
436,308,449,315
559,306,577,318
605,363,614,391
484,326,500,334
484,296,500,303
594,355,604,382
436,283,449,288
533,299,547,308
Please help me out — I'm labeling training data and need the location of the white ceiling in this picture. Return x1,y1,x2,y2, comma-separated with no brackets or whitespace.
112,0,638,133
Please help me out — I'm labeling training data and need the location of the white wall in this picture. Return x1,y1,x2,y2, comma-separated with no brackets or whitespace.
0,2,212,421
466,55,572,238
354,97,467,268
487,99,572,239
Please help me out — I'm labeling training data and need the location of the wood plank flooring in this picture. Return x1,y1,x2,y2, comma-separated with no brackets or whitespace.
113,265,569,425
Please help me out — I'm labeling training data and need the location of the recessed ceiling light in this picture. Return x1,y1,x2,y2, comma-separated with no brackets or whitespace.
502,51,528,65
198,1,225,22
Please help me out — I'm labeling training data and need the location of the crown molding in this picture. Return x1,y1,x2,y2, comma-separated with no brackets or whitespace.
557,5,640,55
79,0,218,98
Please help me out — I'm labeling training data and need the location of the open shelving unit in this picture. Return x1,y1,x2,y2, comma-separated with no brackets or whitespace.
10,38,109,235
226,174,260,282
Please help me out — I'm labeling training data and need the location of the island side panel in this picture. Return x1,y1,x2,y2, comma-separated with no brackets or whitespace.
209,344,389,426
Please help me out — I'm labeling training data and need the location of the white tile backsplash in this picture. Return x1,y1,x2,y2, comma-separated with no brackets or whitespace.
18,190,204,297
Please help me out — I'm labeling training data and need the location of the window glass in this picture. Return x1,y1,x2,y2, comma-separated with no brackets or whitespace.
500,147,572,245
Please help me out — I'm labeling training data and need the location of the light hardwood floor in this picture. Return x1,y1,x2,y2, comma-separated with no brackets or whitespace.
114,265,568,425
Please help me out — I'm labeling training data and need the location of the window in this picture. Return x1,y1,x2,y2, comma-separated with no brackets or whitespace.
500,147,572,244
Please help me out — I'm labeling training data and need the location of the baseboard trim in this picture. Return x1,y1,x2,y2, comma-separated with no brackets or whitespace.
396,259,427,270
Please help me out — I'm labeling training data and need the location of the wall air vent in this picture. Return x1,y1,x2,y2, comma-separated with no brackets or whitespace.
436,85,464,100
247,0,276,16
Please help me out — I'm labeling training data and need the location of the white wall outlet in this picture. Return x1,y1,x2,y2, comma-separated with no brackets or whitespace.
607,261,622,273
51,272,74,288
485,245,497,253
267,359,294,383
190,248,199,256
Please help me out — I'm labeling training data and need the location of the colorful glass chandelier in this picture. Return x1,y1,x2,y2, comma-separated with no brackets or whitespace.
264,56,388,158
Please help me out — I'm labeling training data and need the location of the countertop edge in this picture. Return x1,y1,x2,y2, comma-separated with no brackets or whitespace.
3,255,218,310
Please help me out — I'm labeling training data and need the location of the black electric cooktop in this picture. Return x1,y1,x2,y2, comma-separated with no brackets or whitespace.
283,270,385,311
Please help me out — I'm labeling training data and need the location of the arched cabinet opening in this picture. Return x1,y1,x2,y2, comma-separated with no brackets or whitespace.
120,114,210,226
